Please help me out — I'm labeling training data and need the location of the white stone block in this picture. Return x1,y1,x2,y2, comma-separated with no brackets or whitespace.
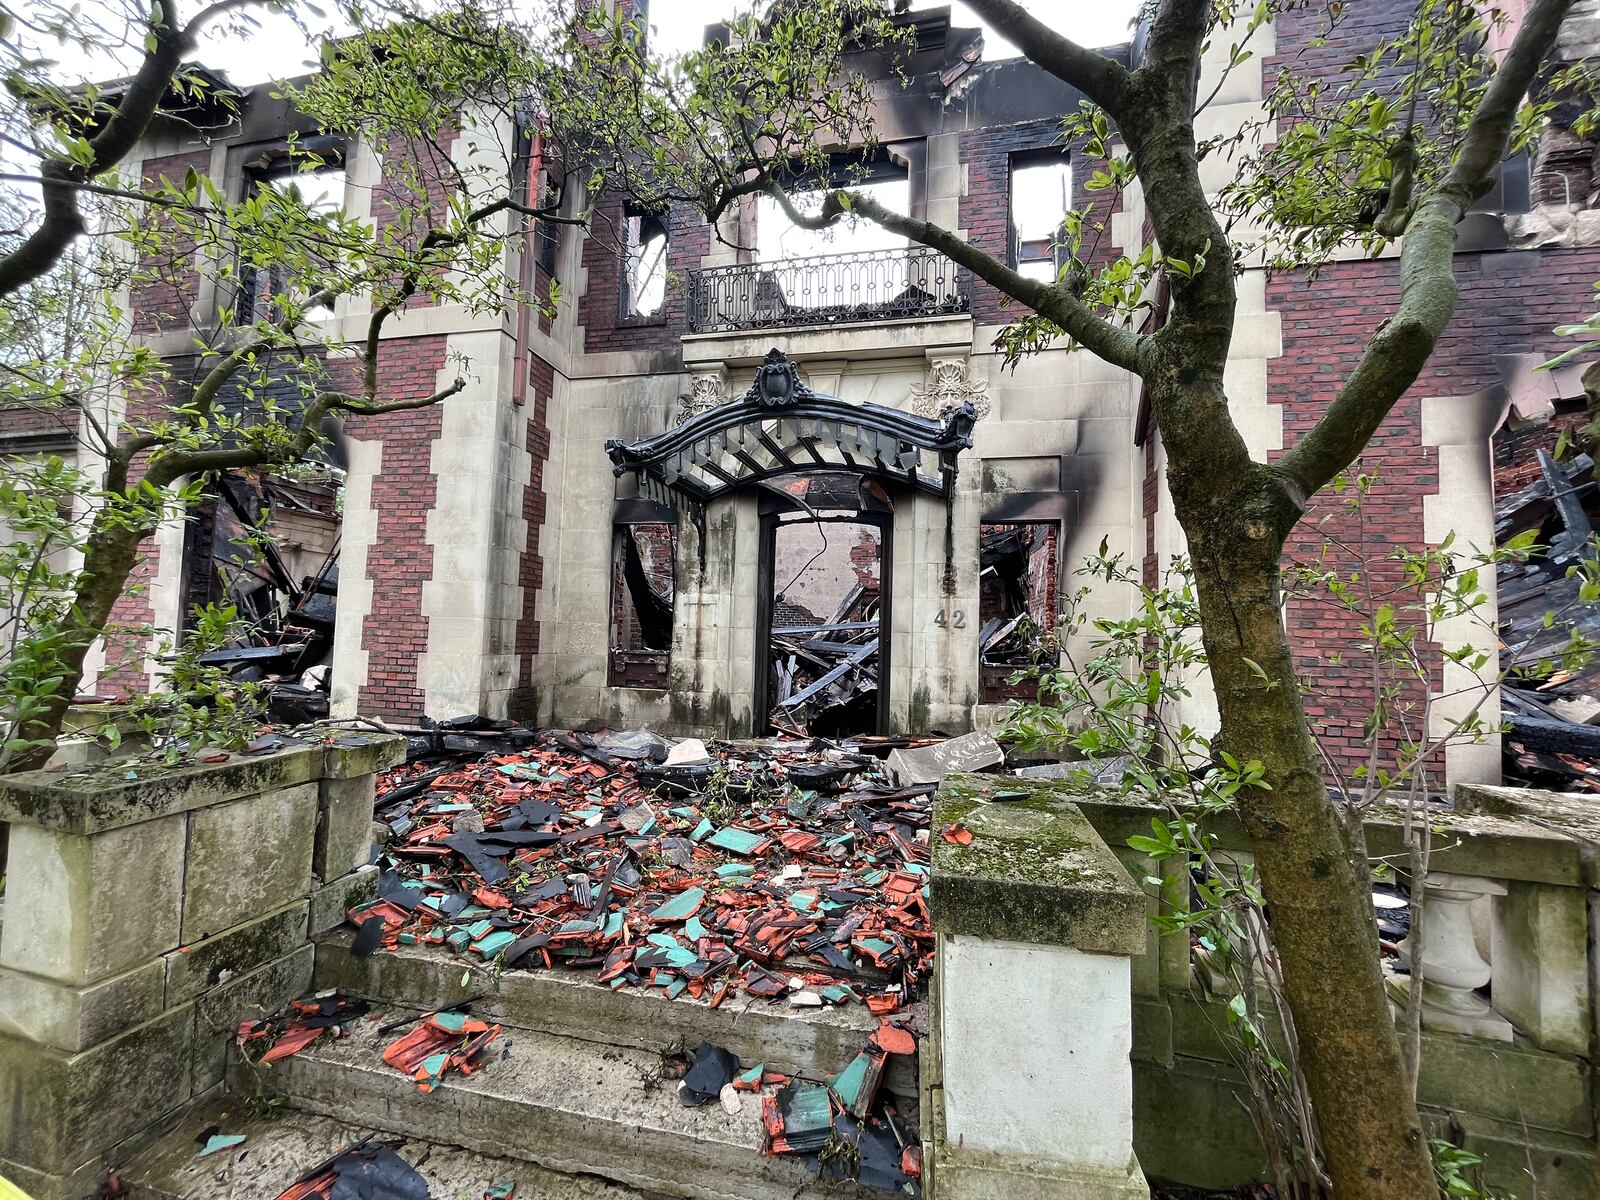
941,933,1136,1170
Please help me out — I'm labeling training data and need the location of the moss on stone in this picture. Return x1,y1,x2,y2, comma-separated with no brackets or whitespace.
932,774,1146,954
0,729,402,835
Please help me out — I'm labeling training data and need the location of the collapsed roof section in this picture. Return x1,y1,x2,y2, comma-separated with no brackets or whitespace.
605,349,977,518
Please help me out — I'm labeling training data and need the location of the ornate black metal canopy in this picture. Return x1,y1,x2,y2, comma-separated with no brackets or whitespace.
605,350,977,514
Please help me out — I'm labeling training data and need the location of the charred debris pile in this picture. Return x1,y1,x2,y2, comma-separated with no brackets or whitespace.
182,469,342,724
1498,449,1600,789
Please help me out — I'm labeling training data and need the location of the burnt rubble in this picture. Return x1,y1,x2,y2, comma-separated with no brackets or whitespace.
186,469,342,724
1498,449,1600,789
770,585,881,737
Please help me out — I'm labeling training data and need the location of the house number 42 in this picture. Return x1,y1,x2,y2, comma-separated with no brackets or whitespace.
932,610,967,629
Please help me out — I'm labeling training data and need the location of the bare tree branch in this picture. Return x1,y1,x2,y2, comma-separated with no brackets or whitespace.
0,0,268,300
764,182,1143,372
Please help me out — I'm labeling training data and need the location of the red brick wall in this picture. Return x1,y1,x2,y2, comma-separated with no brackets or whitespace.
577,200,710,353
1270,246,1600,780
958,117,1123,324
0,404,78,442
130,151,210,337
509,353,554,720
96,367,190,696
348,336,449,720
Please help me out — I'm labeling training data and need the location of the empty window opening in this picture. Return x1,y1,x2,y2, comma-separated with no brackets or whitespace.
624,205,669,317
610,522,676,687
178,467,344,724
239,146,347,321
749,157,922,322
979,522,1058,703
756,172,910,264
1010,150,1071,285
764,475,891,738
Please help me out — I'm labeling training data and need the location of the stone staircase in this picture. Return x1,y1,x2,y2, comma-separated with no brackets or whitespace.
120,930,922,1200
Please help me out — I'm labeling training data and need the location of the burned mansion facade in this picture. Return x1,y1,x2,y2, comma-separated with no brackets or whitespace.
43,1,1600,788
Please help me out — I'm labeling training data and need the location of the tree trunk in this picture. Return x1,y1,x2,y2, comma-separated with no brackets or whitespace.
1173,459,1437,1198
7,500,161,773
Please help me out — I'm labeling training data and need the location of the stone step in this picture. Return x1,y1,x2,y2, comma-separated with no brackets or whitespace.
234,1006,856,1200
119,1096,650,1200
313,930,919,1097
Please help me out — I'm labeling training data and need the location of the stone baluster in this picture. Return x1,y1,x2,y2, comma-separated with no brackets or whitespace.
1387,871,1513,1042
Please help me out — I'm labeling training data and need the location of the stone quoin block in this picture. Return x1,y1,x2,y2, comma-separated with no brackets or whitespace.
181,782,319,943
315,773,378,880
0,958,167,1053
163,899,310,1006
0,1004,195,1174
0,814,186,986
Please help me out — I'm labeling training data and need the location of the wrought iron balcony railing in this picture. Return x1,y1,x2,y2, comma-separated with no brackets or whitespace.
687,247,969,334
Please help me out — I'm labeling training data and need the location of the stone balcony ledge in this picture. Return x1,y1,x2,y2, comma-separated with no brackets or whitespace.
682,314,974,371
1047,779,1588,889
0,726,404,835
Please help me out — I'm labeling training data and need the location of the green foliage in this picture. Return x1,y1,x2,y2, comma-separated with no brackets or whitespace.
1431,1139,1513,1199
1002,471,1586,1191
1545,278,1600,368
1287,465,1600,798
0,0,561,762
1004,547,1326,1191
1217,0,1550,270
0,458,117,771
120,603,266,762
520,0,910,225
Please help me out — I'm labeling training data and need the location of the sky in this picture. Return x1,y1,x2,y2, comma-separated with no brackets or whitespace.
88,0,1145,88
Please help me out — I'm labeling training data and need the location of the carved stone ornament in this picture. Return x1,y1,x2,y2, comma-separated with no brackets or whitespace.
739,348,818,408
910,356,990,419
679,369,727,423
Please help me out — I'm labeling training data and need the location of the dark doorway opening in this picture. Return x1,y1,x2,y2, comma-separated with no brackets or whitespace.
756,474,892,737
978,522,1059,703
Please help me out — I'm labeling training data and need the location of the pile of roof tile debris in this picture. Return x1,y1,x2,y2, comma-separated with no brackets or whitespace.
273,1139,433,1200
1497,448,1600,789
769,584,882,737
237,726,1008,1195
684,1028,923,1191
187,470,342,725
356,729,942,1014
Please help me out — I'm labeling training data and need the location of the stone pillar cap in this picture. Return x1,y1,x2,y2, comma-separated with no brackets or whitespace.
931,773,1147,956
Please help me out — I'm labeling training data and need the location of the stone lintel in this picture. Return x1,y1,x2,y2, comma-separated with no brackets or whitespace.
0,730,404,835
931,774,1145,956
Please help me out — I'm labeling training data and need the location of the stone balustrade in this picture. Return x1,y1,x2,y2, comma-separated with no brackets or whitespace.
0,727,403,1200
1043,776,1600,1200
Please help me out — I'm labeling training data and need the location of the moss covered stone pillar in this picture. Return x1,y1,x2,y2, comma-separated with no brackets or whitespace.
926,773,1150,1199
0,727,403,1200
